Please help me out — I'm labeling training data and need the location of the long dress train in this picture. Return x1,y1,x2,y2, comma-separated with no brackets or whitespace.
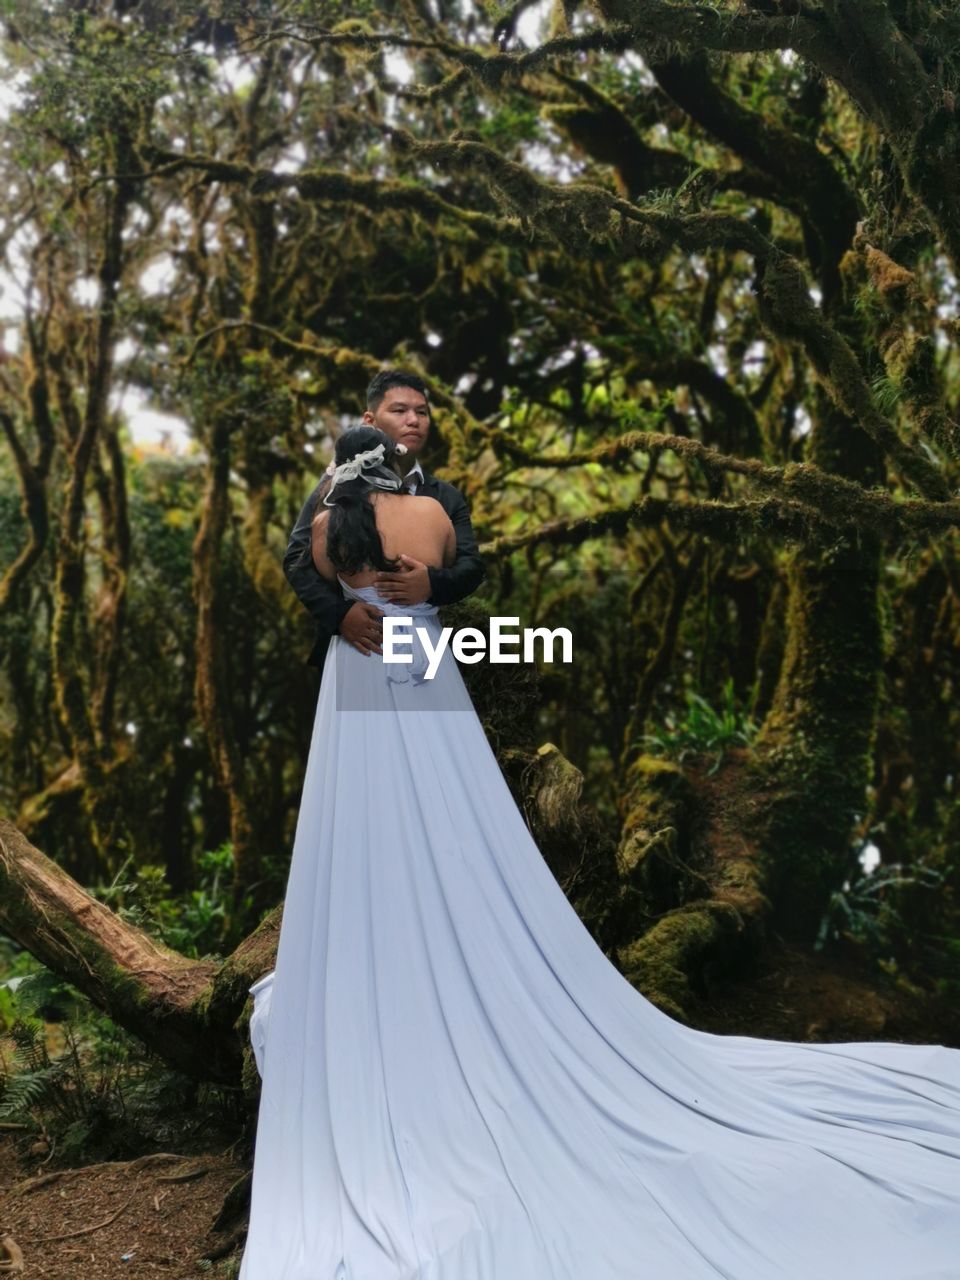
238,577,960,1280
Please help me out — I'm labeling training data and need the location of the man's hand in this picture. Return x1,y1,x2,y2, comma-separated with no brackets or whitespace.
375,554,431,606
340,601,384,655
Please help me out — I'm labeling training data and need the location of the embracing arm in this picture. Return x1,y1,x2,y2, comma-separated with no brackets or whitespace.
426,487,486,606
282,481,353,636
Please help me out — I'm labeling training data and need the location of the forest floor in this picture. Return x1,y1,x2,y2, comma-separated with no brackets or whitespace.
1,937,957,1280
0,1141,249,1279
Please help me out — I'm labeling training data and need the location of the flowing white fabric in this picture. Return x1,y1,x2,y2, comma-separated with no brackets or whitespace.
239,577,960,1280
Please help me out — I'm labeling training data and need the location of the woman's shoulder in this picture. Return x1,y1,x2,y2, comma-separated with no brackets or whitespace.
406,493,451,519
376,492,448,521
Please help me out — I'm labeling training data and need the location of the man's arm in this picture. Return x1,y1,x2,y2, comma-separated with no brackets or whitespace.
425,486,486,606
282,481,353,636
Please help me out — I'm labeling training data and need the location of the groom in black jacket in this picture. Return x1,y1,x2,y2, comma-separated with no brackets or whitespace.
283,369,486,667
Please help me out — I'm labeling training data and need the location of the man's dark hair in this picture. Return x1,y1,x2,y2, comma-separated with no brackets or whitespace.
365,369,430,414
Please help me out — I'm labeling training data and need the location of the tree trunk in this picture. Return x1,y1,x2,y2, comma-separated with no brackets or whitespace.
192,419,264,894
613,394,886,1018
749,393,884,938
0,818,277,1085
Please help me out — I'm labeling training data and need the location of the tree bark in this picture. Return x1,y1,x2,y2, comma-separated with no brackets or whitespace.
192,419,265,894
0,818,277,1085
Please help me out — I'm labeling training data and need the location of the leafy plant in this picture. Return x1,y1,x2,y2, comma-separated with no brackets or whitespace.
637,678,759,774
0,964,236,1160
814,858,945,962
870,370,904,414
0,970,92,1127
91,842,242,958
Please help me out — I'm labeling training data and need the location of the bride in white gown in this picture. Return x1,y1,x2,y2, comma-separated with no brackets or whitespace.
239,427,960,1280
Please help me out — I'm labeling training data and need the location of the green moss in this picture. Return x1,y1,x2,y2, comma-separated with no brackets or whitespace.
616,754,696,915
617,901,742,1023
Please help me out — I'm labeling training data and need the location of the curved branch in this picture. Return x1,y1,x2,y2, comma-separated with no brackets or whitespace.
0,818,277,1083
153,133,949,503
139,145,513,240
490,428,954,539
482,492,826,556
482,472,960,557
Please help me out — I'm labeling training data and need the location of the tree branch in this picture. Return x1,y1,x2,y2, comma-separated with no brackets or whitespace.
489,429,960,543
151,132,949,504
481,492,826,556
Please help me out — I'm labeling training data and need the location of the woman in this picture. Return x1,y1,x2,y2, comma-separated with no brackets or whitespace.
240,428,960,1280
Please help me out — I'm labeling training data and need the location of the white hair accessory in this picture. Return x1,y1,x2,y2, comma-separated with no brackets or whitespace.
323,440,407,476
322,442,403,506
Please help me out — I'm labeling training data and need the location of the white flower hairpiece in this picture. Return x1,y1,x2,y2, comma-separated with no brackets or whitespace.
324,439,406,475
322,441,403,506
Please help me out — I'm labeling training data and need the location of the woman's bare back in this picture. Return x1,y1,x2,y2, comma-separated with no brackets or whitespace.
311,492,456,586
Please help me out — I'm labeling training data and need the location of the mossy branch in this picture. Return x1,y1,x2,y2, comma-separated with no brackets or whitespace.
139,145,513,241
149,132,948,504
756,256,950,500
481,492,824,557
0,818,284,1083
245,20,641,85
255,8,825,70
490,429,957,541
482,473,960,556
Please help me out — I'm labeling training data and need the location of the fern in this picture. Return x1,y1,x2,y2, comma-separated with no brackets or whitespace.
10,968,75,1024
870,371,904,415
0,1058,70,1120
814,860,945,959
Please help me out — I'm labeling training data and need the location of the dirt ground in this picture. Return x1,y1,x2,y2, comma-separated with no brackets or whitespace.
0,1142,249,1279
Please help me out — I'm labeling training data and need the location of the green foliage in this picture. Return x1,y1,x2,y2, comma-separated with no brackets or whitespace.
0,962,240,1160
477,105,543,147
870,371,904,414
0,1026,72,1123
0,969,107,1127
814,857,950,980
90,842,251,958
637,679,759,775
645,164,713,215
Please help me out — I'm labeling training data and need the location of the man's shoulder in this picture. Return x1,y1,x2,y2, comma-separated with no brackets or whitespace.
420,471,468,507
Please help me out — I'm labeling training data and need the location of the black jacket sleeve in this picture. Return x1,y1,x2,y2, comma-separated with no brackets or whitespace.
425,483,486,606
282,481,353,638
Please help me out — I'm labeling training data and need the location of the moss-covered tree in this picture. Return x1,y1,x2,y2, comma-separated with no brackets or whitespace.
2,0,960,1071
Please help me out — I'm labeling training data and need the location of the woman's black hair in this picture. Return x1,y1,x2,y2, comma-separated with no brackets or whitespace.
294,425,409,575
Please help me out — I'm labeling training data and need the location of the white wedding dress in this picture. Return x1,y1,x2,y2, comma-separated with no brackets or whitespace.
239,577,960,1280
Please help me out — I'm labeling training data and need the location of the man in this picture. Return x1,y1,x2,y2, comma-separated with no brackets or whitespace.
283,368,486,666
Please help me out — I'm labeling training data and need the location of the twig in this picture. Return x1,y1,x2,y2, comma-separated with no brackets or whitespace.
22,1172,144,1243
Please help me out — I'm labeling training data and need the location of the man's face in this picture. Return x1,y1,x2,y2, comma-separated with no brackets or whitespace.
363,386,431,456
